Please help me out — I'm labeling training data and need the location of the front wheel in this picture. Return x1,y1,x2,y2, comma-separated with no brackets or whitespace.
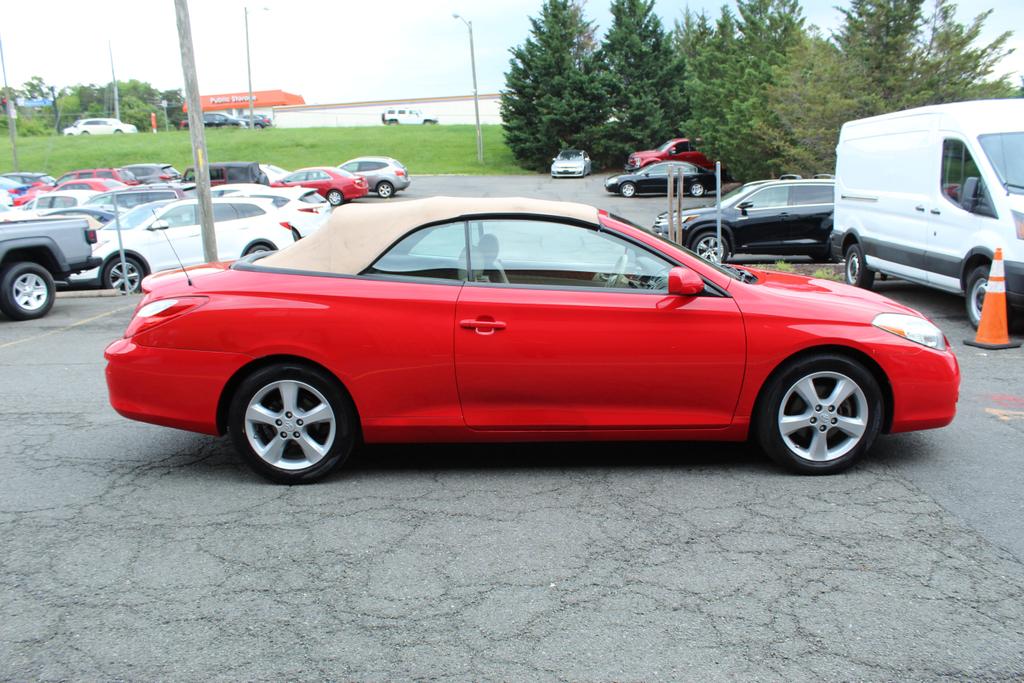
102,256,145,293
844,242,875,290
228,363,357,484
755,354,884,474
376,181,394,199
326,189,344,206
689,181,705,197
964,264,990,329
689,231,730,264
0,262,56,321
620,182,637,198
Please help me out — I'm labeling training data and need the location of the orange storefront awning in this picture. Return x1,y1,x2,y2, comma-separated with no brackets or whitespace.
183,90,305,112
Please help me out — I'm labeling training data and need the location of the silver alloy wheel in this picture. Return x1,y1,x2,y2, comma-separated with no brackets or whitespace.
620,183,636,198
694,234,723,264
690,182,705,197
244,379,336,471
845,251,860,284
377,182,393,198
969,275,987,325
12,273,48,311
327,190,343,205
108,260,141,292
778,371,868,462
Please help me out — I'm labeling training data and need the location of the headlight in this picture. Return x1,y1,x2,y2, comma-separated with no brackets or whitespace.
873,313,946,350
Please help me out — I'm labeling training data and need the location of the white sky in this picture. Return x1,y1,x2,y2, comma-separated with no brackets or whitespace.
1,0,1020,105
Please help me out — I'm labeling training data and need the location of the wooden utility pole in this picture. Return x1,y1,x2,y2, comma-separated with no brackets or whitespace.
173,0,217,263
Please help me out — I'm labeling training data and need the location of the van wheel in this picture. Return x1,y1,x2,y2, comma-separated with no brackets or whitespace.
965,264,990,329
844,242,874,290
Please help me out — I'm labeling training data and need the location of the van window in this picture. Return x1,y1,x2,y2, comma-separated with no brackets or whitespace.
941,139,993,217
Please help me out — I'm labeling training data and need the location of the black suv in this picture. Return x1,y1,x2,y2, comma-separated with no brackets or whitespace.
653,180,834,262
121,164,182,184
180,112,247,129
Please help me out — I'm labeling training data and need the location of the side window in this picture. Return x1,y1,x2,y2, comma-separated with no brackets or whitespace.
162,205,198,227
212,204,239,221
467,219,671,291
359,161,385,172
789,185,834,206
97,170,114,179
941,139,994,217
339,162,359,173
53,197,76,208
232,203,266,218
37,197,56,209
745,186,789,209
285,172,308,183
365,222,467,281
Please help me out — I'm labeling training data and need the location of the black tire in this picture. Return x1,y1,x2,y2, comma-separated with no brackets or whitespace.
844,242,875,290
113,129,123,134
326,189,345,206
243,242,277,257
376,181,395,199
228,363,357,484
102,255,146,293
80,131,89,135
755,353,884,475
688,229,731,263
964,263,990,329
620,182,637,198
0,262,56,321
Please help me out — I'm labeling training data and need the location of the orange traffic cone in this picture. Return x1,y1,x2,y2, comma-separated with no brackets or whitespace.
965,248,1021,350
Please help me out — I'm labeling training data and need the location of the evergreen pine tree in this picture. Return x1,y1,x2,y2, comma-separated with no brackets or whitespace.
500,1,609,172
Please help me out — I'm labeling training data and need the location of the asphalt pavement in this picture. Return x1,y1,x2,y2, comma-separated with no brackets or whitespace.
2,175,1023,680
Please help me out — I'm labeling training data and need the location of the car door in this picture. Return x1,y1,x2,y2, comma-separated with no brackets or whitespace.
731,184,791,253
358,161,385,188
307,170,332,195
638,163,669,194
784,184,834,254
146,203,201,271
453,217,746,430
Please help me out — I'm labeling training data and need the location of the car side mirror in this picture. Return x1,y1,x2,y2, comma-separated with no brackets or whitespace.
148,219,169,231
667,266,704,296
737,201,753,215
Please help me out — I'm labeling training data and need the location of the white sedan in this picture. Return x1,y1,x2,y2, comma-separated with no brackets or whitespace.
209,183,330,237
71,197,298,291
62,118,138,135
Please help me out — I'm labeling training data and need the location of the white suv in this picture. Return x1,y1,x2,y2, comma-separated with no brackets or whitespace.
381,108,438,125
73,198,297,291
63,118,138,135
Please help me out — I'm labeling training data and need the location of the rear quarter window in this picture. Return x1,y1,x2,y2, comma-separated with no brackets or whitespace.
232,203,266,218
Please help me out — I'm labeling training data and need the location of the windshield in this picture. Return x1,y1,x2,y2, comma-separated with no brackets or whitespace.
101,201,171,231
979,132,1024,193
656,139,675,153
557,151,582,160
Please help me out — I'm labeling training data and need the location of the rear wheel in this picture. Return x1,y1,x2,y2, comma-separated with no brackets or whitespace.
102,256,145,293
228,363,357,484
844,242,875,290
755,354,883,474
326,189,344,206
376,181,394,199
243,242,276,257
114,129,123,134
0,262,55,321
689,181,705,197
620,182,637,198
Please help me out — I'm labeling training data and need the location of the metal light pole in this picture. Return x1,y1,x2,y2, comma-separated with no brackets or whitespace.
453,13,483,164
244,6,268,130
715,161,723,263
174,0,217,264
0,33,19,171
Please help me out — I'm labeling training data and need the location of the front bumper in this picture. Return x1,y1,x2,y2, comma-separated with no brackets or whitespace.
105,338,251,435
551,166,585,177
829,231,845,261
883,341,960,433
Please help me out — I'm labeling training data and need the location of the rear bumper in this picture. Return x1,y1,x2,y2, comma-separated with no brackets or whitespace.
104,338,251,435
829,231,845,260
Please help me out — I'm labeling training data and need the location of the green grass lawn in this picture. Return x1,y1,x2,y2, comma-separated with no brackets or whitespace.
0,124,527,177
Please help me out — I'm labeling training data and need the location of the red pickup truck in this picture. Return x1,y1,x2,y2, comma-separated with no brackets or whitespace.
625,138,716,171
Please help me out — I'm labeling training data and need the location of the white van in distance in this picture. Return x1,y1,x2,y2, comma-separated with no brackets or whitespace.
831,99,1024,326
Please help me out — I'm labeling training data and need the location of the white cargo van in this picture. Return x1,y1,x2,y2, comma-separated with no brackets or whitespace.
831,100,1024,326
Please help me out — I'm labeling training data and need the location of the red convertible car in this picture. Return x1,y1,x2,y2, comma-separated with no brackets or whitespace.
104,197,959,484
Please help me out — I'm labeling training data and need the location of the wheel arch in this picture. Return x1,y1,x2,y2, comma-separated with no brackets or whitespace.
240,239,278,256
216,354,363,437
751,344,894,435
960,247,993,290
685,222,735,251
101,251,151,278
840,229,862,255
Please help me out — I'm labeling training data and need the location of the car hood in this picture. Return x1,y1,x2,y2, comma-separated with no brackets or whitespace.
740,267,923,322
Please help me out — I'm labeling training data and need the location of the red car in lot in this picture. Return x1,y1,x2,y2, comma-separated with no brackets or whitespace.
55,167,140,186
625,138,716,171
104,197,959,484
273,166,368,206
16,178,128,205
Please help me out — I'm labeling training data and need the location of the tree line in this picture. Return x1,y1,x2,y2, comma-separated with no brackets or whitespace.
500,0,1019,180
1,77,185,136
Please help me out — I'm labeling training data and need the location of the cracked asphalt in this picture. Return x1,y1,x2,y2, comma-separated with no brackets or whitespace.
2,176,1024,680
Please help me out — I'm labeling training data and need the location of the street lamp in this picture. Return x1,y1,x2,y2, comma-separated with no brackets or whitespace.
244,6,269,130
453,13,483,164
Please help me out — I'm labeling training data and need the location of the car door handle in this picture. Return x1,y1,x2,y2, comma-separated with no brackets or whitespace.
460,318,506,334
915,205,925,212
930,208,941,215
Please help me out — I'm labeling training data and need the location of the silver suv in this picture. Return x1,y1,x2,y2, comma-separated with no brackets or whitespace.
338,157,411,199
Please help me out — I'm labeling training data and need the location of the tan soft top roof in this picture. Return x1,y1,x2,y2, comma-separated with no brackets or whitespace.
259,196,600,275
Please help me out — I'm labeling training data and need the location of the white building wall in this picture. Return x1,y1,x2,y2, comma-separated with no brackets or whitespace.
273,94,502,128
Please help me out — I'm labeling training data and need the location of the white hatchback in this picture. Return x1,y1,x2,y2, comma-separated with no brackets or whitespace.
72,197,297,291
209,183,330,237
62,118,138,135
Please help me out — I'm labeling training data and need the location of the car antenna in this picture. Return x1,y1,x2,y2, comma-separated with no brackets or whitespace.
153,223,194,287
